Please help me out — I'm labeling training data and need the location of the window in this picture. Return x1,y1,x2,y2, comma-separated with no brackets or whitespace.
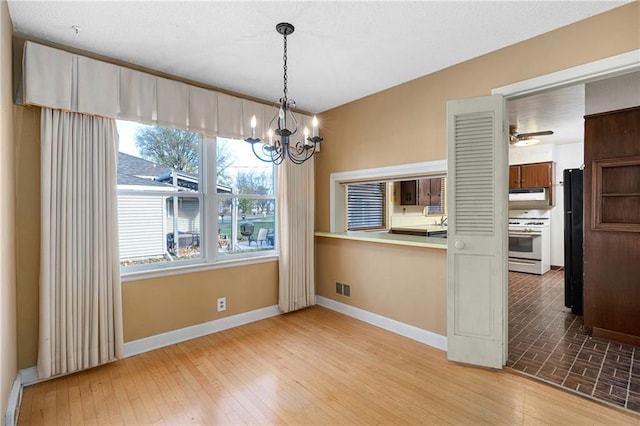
347,182,387,231
330,160,447,234
116,121,276,272
216,137,276,256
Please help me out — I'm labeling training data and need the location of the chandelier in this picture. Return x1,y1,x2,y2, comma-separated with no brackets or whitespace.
245,22,322,165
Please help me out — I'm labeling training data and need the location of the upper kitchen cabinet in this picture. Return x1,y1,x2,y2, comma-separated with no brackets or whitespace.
509,166,521,189
509,161,555,206
509,162,553,189
400,180,419,205
400,178,443,207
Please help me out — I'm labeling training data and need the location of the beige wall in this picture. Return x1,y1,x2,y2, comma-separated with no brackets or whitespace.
1,0,17,416
14,101,279,368
317,238,447,334
14,105,39,370
315,3,639,333
123,262,278,342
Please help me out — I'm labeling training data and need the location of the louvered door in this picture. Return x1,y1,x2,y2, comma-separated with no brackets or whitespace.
446,95,508,369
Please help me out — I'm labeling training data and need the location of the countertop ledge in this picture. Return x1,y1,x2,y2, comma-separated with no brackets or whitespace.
314,231,447,250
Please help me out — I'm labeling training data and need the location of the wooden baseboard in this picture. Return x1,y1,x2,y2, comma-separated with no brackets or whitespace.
592,327,640,346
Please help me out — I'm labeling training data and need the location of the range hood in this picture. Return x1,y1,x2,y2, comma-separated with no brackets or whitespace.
509,188,547,202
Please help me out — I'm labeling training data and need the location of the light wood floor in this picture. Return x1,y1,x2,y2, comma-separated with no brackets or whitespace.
18,306,639,425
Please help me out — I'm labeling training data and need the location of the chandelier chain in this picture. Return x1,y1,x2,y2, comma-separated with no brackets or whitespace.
282,33,288,102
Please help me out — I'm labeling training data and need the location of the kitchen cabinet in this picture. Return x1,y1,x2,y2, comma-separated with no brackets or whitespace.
509,162,552,189
509,166,521,189
400,178,442,206
509,161,554,205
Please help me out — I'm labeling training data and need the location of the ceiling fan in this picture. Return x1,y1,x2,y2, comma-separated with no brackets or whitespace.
509,125,554,146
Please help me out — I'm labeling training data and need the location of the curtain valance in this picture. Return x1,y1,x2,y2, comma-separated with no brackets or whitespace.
19,41,312,139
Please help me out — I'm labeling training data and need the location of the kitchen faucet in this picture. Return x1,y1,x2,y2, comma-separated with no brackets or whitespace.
440,216,447,226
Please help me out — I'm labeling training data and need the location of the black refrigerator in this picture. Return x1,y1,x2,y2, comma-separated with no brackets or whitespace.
563,168,583,315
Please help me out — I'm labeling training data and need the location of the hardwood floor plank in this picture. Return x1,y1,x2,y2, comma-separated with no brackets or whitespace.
18,306,639,425
54,375,70,425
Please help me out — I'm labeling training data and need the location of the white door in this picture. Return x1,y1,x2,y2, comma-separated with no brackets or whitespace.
446,94,508,369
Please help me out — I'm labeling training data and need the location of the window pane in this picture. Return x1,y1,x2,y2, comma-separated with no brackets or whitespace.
217,197,276,256
216,137,274,196
117,120,200,192
117,120,202,268
119,195,202,266
347,182,387,230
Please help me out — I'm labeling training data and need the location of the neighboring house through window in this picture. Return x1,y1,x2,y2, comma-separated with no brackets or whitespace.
116,120,276,273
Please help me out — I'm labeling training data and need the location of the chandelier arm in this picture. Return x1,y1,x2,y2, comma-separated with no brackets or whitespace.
248,141,273,163
265,140,286,165
287,109,298,135
287,142,315,165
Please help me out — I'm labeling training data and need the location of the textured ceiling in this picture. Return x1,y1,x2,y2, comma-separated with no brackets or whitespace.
7,1,631,114
509,84,585,146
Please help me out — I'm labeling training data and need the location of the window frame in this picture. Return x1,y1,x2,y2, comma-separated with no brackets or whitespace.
118,127,278,279
330,161,447,233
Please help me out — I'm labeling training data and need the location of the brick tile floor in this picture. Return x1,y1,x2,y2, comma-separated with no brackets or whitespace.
508,270,640,414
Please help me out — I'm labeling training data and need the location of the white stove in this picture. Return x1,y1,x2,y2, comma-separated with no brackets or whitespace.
508,210,551,275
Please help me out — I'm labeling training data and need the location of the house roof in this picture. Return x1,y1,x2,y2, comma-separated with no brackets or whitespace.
118,152,171,180
117,152,232,193
116,172,173,188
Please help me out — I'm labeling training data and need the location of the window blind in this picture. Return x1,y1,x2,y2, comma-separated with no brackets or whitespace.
347,183,386,231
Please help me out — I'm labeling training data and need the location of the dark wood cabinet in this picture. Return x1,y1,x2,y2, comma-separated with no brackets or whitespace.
509,162,552,188
521,162,552,187
509,166,521,189
427,178,442,207
584,106,640,346
509,161,554,205
400,180,418,205
400,178,442,206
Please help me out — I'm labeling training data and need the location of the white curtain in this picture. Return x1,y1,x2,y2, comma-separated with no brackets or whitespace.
38,108,123,379
277,158,316,313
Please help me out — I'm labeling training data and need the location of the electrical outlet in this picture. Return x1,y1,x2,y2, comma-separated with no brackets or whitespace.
336,282,343,295
343,284,351,297
217,297,226,312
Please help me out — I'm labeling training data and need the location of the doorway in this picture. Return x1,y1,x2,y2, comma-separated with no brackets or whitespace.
495,54,640,413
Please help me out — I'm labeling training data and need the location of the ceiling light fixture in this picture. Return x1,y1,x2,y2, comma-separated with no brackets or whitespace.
513,138,540,147
245,22,322,165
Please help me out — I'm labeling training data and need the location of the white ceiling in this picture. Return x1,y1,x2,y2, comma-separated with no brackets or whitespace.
508,84,586,146
7,0,631,116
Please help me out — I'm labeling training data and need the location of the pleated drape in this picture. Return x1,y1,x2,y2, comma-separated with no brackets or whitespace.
38,108,123,379
277,158,315,313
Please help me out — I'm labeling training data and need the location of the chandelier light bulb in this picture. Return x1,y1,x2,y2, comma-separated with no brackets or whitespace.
250,115,257,139
312,116,319,138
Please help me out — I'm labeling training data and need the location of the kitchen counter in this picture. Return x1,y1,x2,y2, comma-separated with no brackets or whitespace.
389,225,447,237
314,230,447,249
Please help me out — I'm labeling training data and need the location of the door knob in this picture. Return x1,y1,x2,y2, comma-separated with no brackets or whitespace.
454,240,465,250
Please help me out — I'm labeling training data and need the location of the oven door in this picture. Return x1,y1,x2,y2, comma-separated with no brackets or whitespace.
508,231,542,260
